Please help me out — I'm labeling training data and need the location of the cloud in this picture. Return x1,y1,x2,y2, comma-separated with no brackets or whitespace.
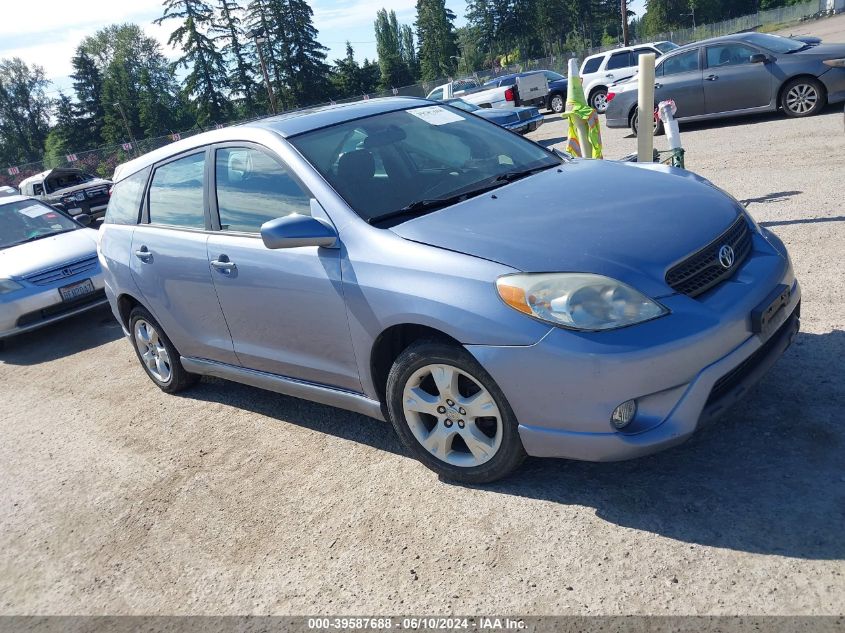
312,0,418,32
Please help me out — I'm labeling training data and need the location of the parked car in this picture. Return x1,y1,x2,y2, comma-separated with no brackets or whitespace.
484,70,569,113
18,167,112,220
99,97,800,483
580,41,678,113
605,32,845,135
427,73,549,109
0,196,106,345
443,98,544,134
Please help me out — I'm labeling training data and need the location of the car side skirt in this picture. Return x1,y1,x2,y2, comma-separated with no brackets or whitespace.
180,356,385,421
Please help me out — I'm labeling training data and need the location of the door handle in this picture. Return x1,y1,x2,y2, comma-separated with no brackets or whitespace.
654,82,663,89
210,255,236,272
706,74,719,81
134,246,152,261
605,73,614,78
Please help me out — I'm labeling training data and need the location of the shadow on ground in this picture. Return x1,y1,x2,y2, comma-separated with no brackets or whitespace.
762,215,845,227
185,329,845,561
0,305,120,365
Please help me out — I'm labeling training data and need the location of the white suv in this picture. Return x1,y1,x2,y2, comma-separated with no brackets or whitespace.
580,41,678,113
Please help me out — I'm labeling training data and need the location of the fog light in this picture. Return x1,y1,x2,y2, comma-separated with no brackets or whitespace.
611,399,637,429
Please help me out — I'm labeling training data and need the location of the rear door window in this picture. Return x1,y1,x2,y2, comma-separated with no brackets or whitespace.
147,152,206,229
581,57,602,74
606,51,633,70
105,167,150,225
660,49,700,76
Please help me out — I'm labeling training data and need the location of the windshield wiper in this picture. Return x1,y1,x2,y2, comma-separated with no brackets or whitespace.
14,229,76,246
367,163,557,226
491,163,557,184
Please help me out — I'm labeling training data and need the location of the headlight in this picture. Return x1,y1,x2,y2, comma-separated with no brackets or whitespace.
0,279,23,295
496,273,668,331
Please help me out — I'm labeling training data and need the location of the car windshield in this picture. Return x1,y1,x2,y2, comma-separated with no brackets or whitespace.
654,42,679,53
543,71,566,81
742,33,806,53
444,99,479,112
0,200,79,249
44,171,95,194
290,105,560,226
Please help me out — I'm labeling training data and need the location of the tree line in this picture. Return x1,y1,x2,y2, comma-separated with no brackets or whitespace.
0,0,808,167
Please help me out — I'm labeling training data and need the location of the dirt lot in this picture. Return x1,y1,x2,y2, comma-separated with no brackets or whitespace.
1,19,844,617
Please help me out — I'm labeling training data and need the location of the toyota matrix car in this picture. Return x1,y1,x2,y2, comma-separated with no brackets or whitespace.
98,98,800,483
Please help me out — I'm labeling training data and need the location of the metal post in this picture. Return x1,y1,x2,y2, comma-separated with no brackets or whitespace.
113,101,138,157
637,53,655,163
252,32,278,115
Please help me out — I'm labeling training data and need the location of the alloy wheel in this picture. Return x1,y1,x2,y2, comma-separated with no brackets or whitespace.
785,83,818,115
134,319,172,383
592,91,608,113
401,363,503,467
551,94,565,113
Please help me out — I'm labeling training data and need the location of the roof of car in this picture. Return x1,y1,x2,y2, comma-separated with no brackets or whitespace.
112,97,429,182
0,194,31,206
583,41,672,60
666,32,774,54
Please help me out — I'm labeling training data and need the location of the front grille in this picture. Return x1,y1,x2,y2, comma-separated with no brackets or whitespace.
85,185,109,198
16,289,106,328
705,303,799,406
665,215,752,297
23,256,99,286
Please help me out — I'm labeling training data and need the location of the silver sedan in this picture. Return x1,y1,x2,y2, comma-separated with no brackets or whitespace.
0,196,107,345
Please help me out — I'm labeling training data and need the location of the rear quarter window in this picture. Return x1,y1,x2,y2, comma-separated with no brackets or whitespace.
104,167,150,225
581,57,602,75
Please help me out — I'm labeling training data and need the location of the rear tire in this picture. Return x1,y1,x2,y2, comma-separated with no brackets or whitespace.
128,306,198,394
780,77,826,117
631,107,664,137
386,341,526,484
549,93,565,113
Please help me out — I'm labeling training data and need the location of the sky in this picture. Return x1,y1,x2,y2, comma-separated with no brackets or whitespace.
0,0,647,96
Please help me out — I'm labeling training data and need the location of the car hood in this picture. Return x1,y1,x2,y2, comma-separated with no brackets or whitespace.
0,228,99,279
390,160,744,297
791,42,845,59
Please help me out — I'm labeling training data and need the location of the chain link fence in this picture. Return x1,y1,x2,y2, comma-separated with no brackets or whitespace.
1,0,835,189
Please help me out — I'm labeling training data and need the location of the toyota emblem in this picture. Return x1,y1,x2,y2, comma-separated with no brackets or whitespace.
718,245,735,269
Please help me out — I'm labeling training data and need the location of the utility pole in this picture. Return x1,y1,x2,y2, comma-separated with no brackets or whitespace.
113,101,138,157
249,29,278,115
621,0,630,46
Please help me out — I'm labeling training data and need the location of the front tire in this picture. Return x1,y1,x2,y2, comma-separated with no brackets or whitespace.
781,77,826,117
386,341,526,484
129,306,198,394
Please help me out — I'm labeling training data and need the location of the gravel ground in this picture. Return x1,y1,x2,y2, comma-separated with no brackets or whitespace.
1,19,844,618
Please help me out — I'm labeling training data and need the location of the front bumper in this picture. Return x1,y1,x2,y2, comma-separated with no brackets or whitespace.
466,230,800,461
0,274,107,339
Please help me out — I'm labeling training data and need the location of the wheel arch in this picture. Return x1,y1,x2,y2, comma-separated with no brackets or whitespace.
588,84,608,101
369,323,462,406
116,292,145,330
777,73,827,110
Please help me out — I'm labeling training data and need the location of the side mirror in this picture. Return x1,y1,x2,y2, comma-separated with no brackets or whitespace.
750,53,769,63
75,213,92,226
260,214,338,249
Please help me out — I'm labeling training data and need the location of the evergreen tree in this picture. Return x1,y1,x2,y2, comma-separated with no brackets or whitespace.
416,0,459,81
400,25,420,79
70,49,105,146
281,0,331,104
156,0,232,126
0,58,52,164
78,24,184,143
374,9,413,89
212,0,262,114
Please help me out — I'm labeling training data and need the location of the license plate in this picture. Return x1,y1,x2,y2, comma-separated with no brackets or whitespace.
59,279,95,302
751,284,791,337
